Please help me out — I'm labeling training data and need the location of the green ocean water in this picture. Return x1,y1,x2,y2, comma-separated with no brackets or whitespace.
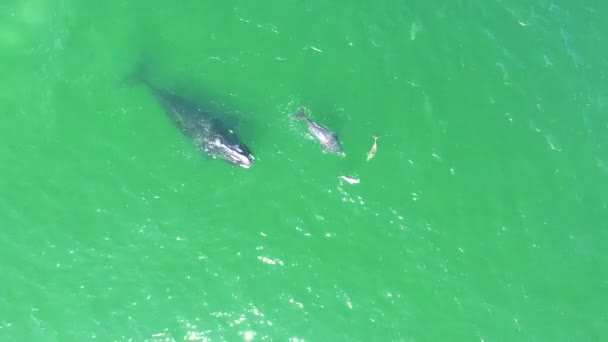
1,0,607,340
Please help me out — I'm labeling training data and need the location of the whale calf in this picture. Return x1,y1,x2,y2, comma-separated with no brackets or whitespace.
293,107,344,155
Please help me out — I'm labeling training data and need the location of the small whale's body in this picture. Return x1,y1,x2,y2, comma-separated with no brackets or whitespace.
293,108,344,155
366,135,378,161
127,67,254,169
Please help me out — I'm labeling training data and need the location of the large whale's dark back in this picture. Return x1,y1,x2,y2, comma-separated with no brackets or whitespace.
125,65,255,169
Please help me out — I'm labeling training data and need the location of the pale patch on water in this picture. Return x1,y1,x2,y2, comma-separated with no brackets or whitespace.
495,62,512,85
0,27,23,49
560,27,582,68
596,158,608,174
336,179,410,232
334,288,354,311
148,328,178,341
257,256,284,266
237,16,280,34
196,303,271,339
543,53,553,67
295,226,312,237
16,0,52,26
207,56,224,62
544,135,562,152
409,22,421,40
240,330,256,341
384,291,403,305
345,35,354,46
0,0,54,52
288,297,304,309
178,321,213,342
421,89,433,115
306,46,324,53
339,175,360,184
411,192,419,201
530,122,563,152
336,184,366,206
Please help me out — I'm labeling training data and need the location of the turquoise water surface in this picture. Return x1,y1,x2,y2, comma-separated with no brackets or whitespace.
1,0,607,341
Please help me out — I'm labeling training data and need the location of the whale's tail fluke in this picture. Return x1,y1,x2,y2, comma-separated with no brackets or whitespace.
120,59,149,88
292,107,309,120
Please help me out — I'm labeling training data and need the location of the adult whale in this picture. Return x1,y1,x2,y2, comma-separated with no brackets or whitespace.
126,67,255,169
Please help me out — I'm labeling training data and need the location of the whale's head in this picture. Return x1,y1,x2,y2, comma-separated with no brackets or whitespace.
223,145,255,169
209,137,255,169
